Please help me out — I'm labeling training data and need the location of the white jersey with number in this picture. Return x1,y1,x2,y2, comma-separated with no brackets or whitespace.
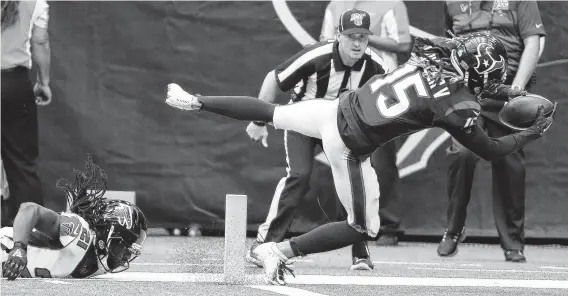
0,213,103,278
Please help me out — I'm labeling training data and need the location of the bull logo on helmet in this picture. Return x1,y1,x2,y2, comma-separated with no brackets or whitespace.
473,43,505,74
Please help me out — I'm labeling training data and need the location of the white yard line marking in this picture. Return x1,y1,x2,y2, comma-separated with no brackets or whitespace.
131,262,182,266
249,285,328,296
541,266,568,270
198,258,313,263
43,280,72,285
289,275,568,289
93,272,262,283
373,261,441,265
90,272,568,289
409,266,568,274
460,264,483,267
131,262,257,267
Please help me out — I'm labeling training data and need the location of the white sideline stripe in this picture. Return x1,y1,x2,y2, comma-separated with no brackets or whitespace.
90,272,568,289
249,285,328,296
541,266,568,270
93,272,255,283
132,262,182,266
373,261,440,266
409,266,568,274
132,260,312,266
288,275,568,289
461,264,483,267
44,280,72,285
131,263,257,268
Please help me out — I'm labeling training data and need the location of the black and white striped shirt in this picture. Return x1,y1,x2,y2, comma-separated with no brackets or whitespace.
274,40,388,102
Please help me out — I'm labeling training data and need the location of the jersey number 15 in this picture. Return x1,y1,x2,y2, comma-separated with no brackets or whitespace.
371,69,429,118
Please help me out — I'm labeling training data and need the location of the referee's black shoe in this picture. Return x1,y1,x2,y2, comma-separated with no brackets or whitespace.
437,227,466,257
505,250,526,263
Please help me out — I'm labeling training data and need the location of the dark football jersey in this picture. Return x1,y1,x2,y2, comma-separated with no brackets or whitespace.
337,64,538,159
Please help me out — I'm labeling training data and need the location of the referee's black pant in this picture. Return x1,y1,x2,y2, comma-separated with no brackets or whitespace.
257,130,401,257
1,66,44,227
445,78,531,252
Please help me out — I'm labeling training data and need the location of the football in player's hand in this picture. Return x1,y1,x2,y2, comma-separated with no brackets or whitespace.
498,94,555,130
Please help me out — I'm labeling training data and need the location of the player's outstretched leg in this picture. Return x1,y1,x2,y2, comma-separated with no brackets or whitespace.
166,83,275,122
165,83,336,140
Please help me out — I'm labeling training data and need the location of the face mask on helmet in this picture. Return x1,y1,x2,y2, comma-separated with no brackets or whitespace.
96,224,147,273
449,32,508,95
95,201,148,273
466,66,507,96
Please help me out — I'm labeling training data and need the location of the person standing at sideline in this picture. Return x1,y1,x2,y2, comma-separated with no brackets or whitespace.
439,0,546,263
1,0,52,227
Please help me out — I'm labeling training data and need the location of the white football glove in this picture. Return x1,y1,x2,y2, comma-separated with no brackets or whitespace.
246,122,268,148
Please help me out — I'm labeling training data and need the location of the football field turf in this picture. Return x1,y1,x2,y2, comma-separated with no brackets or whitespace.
2,234,568,296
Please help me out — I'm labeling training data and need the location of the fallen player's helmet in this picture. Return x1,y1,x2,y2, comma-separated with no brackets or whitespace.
94,199,148,273
449,32,508,94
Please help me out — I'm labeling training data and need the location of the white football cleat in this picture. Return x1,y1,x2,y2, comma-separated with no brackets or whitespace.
165,83,201,111
252,242,295,285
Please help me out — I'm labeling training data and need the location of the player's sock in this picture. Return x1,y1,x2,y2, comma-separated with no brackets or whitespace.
276,221,369,258
198,96,275,122
351,241,370,258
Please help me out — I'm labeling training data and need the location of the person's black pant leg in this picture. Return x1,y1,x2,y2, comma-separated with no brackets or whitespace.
445,118,483,233
370,140,402,235
259,131,317,243
1,67,44,226
485,119,526,251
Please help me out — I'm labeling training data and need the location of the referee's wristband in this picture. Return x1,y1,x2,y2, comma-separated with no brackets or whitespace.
253,121,266,127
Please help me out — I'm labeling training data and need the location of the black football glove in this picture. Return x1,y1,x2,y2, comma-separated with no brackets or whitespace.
481,83,527,101
527,103,558,136
2,242,28,280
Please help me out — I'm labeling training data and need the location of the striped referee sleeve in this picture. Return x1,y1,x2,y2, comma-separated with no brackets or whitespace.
366,47,390,74
358,48,389,87
275,42,333,92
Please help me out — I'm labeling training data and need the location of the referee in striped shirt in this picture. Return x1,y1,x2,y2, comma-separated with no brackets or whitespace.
321,0,412,247
246,8,388,271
